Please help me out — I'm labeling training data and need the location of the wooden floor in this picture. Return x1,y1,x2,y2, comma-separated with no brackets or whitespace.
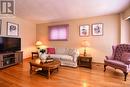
0,58,130,87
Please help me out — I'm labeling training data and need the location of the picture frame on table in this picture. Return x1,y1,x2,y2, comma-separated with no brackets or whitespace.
79,25,90,37
7,22,19,36
92,23,103,36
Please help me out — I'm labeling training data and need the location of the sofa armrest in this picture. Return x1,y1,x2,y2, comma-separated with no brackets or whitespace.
72,51,79,62
125,61,130,65
105,56,113,60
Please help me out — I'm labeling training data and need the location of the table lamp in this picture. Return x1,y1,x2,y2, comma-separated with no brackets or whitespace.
81,40,90,56
35,41,43,49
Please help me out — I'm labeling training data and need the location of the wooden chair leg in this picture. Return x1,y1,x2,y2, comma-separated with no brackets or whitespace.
123,72,128,81
104,65,107,72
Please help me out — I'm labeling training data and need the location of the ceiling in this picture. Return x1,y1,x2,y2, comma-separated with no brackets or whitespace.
15,0,130,23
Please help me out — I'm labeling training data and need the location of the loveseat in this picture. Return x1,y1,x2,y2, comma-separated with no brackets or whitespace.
39,48,79,67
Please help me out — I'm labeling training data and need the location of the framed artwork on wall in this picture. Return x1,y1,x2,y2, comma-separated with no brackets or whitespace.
7,22,19,36
92,23,103,36
79,25,90,37
0,20,2,35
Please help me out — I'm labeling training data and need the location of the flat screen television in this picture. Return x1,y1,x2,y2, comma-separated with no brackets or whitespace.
0,37,21,53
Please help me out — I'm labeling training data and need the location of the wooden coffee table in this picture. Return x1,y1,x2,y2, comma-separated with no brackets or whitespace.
29,58,61,79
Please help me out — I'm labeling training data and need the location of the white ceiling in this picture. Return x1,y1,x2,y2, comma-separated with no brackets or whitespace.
15,0,130,23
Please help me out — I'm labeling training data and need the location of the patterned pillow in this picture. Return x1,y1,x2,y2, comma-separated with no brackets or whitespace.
121,52,130,64
66,48,77,57
47,48,55,54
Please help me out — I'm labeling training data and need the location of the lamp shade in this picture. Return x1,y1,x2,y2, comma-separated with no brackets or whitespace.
36,41,42,46
81,40,90,47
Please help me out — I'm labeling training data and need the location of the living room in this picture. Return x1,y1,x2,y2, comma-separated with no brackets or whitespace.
0,0,130,87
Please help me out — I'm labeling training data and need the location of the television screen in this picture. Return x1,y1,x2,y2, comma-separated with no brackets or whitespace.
0,37,21,52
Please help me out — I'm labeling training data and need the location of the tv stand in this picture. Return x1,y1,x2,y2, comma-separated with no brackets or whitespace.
0,51,23,69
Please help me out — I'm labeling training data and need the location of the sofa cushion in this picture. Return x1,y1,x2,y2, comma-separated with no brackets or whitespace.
55,48,66,54
60,55,73,61
104,59,129,71
49,54,61,59
49,54,73,61
47,48,55,54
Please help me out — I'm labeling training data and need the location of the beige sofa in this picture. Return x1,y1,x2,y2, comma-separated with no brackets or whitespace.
39,48,79,67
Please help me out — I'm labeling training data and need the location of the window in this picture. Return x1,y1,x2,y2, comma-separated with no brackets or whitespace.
49,24,69,41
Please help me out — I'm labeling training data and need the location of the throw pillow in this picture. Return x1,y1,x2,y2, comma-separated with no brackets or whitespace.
47,48,55,54
67,48,77,57
121,52,130,64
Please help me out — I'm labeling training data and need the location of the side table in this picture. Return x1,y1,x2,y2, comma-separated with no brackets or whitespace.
78,55,92,69
32,52,39,59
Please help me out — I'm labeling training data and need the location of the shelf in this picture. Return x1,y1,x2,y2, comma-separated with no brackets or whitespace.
0,51,23,69
78,56,92,69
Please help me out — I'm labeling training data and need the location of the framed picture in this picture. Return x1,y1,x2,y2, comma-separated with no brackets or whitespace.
79,25,90,37
0,20,2,35
92,23,103,36
7,22,19,36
